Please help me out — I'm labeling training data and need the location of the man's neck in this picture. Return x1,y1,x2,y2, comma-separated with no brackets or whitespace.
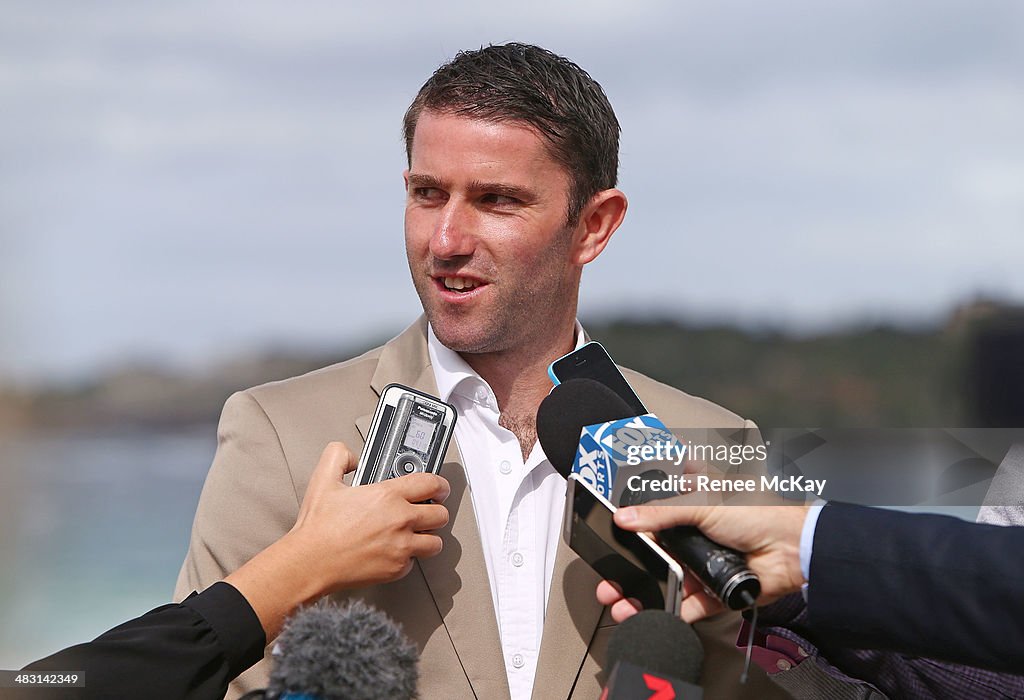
460,323,577,459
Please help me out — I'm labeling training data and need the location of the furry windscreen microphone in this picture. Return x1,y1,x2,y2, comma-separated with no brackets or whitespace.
267,599,419,700
607,610,704,684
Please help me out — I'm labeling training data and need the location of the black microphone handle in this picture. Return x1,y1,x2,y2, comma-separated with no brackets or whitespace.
654,524,759,611
621,469,759,610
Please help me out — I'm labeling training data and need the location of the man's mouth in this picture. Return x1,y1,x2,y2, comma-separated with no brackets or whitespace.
439,276,484,294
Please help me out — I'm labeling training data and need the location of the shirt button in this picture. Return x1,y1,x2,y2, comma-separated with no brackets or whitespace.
776,659,792,672
475,388,488,402
511,551,524,567
511,653,525,669
796,646,809,658
499,460,512,475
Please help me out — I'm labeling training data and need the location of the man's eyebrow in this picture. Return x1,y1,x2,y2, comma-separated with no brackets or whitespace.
407,174,538,202
407,173,447,190
468,180,537,201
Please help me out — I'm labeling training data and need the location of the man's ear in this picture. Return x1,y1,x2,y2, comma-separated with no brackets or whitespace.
573,189,628,265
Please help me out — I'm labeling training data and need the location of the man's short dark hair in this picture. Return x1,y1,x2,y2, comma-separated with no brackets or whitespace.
403,43,620,226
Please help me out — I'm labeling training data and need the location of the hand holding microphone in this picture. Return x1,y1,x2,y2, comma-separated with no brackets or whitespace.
598,504,810,622
537,379,760,613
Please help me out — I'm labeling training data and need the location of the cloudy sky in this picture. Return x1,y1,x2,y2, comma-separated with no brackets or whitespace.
2,1,1022,383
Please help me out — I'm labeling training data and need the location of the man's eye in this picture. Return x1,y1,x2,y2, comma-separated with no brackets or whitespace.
413,187,445,201
481,193,520,206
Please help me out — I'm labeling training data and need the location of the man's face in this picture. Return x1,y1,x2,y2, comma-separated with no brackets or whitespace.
404,110,581,355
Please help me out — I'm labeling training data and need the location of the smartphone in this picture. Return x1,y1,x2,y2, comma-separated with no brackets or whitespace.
563,473,684,615
352,384,457,486
548,341,647,415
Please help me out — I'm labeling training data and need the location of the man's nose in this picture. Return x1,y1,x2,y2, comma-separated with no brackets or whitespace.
429,199,475,260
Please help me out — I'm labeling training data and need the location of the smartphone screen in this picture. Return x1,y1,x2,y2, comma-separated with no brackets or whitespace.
549,342,647,415
566,475,679,613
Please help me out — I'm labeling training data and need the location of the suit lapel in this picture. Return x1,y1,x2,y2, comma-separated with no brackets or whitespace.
419,440,512,699
356,318,511,700
531,534,605,700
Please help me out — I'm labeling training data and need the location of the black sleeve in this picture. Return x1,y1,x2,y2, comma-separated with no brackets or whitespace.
16,582,266,700
806,501,1024,673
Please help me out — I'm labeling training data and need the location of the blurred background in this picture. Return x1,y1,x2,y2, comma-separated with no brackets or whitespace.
2,0,1023,670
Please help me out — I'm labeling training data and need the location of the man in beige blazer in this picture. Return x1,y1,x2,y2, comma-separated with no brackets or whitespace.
176,43,787,699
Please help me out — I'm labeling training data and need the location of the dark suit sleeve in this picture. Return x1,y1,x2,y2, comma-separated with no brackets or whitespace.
754,592,1024,699
806,501,1024,673
18,582,266,700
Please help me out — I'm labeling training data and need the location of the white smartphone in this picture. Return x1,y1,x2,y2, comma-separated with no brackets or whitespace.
563,473,684,615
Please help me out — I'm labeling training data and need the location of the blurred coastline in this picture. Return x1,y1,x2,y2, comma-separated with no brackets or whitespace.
3,297,1022,437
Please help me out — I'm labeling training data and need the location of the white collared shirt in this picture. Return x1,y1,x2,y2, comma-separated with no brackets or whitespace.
427,323,585,700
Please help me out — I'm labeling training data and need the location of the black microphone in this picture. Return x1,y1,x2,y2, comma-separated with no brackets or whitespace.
240,599,418,700
536,377,636,473
537,378,760,610
603,610,704,699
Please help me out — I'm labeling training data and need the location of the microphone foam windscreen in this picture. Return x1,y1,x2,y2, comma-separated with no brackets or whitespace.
536,378,636,477
268,599,418,700
606,610,704,684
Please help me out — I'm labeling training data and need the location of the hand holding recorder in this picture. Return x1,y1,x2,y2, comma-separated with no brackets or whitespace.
20,441,450,700
226,440,450,639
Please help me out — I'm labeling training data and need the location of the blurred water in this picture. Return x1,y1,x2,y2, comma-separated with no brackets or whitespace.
0,428,216,669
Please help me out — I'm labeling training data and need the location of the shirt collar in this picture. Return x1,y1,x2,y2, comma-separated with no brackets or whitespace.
427,321,587,405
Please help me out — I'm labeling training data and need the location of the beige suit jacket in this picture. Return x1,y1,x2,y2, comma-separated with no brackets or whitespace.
174,317,788,699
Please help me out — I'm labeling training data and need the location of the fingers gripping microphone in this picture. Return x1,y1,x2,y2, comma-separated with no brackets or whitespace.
619,467,761,611
242,599,419,700
603,610,704,699
538,379,760,610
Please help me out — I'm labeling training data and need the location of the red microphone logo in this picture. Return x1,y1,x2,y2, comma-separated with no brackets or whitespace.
643,673,676,700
